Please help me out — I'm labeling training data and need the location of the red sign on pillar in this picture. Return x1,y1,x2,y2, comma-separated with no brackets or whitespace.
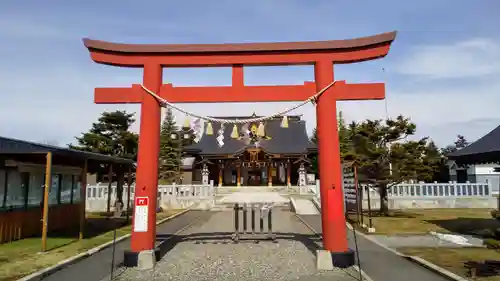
134,197,149,233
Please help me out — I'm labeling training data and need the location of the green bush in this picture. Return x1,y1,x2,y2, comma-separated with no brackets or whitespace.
484,238,500,249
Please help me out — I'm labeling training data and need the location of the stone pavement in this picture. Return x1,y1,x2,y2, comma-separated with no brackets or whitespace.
298,214,450,281
40,210,212,281
108,209,363,281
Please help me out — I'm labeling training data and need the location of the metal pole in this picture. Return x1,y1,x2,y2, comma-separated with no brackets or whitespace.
79,159,88,240
354,165,361,225
243,204,247,233
41,152,52,252
110,228,117,280
259,205,264,233
126,166,132,223
106,164,113,214
234,203,239,241
251,205,256,234
267,207,272,236
366,185,373,229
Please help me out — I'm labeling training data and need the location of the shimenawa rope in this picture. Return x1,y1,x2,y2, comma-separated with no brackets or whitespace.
140,80,337,124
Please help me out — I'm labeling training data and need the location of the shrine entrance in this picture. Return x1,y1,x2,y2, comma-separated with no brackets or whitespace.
83,31,396,269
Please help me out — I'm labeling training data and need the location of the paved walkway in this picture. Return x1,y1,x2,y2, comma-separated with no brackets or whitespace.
42,210,212,281
298,214,450,281
293,198,320,215
108,209,362,281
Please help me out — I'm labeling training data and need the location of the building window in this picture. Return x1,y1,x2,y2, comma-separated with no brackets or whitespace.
73,175,82,203
27,172,44,207
0,169,6,209
49,174,60,205
60,174,73,204
5,170,25,208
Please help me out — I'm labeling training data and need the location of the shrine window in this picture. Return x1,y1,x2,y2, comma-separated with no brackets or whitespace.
0,169,5,209
73,175,82,203
60,174,73,204
49,174,61,205
4,170,26,209
27,172,44,207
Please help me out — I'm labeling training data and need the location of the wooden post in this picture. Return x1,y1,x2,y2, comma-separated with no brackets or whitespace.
236,163,241,187
79,159,88,240
218,162,223,187
286,159,291,187
126,166,132,223
106,164,113,213
41,152,52,252
267,162,272,187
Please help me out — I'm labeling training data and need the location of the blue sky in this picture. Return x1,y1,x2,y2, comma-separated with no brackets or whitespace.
1,0,499,147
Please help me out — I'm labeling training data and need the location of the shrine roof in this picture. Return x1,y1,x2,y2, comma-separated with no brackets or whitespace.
185,115,316,156
448,124,500,165
83,31,396,54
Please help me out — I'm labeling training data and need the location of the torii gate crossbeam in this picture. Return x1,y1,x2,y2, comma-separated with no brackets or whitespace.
83,31,396,269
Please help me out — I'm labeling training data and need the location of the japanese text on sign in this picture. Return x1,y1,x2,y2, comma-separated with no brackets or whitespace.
134,197,149,232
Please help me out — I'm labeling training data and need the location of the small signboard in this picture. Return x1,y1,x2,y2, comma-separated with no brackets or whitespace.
134,197,149,233
342,163,360,214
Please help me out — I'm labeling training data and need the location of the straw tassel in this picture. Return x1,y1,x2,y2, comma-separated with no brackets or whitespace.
280,115,289,128
205,122,213,135
257,122,265,136
231,124,239,138
183,116,191,128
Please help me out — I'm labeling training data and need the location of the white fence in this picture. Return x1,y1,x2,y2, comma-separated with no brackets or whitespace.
309,180,497,209
85,183,215,212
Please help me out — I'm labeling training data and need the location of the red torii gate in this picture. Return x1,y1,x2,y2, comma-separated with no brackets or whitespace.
83,31,396,268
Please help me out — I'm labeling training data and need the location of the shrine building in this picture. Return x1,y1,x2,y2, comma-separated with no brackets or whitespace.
184,114,316,186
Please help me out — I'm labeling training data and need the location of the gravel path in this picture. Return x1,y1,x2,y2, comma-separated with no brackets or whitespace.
110,209,361,281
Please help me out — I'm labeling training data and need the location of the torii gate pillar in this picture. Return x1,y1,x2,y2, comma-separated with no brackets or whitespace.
83,31,396,269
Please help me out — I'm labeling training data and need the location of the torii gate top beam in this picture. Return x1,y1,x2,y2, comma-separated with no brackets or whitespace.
83,31,396,67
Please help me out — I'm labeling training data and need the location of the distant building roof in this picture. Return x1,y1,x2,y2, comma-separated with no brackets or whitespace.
185,115,316,156
0,136,135,165
448,125,500,164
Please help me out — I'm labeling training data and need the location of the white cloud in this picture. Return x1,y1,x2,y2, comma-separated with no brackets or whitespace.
1,12,499,151
394,38,500,79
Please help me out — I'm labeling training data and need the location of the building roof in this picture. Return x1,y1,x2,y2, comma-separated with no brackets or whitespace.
185,115,316,156
448,125,500,164
0,136,135,165
83,31,397,54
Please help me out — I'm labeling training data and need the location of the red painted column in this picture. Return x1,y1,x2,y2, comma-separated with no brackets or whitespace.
130,63,162,252
314,60,348,252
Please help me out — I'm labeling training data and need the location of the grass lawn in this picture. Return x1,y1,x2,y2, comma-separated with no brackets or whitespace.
349,208,499,236
399,247,500,281
0,209,183,281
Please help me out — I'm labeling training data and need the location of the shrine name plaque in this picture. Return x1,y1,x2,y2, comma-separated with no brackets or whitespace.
342,164,360,214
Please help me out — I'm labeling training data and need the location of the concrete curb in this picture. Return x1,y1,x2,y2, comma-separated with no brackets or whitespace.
345,222,469,281
16,208,191,281
294,214,374,281
289,197,297,213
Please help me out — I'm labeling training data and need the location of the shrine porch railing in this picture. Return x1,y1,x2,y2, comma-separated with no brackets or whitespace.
85,182,216,212
85,182,313,212
309,180,497,209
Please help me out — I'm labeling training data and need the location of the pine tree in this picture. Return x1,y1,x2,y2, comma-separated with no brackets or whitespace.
159,108,182,183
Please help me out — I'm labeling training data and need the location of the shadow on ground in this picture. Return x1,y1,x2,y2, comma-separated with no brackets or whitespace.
153,231,323,262
426,218,500,238
465,260,500,278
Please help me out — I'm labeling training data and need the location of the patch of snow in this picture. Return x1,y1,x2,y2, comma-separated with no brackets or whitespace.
430,231,473,246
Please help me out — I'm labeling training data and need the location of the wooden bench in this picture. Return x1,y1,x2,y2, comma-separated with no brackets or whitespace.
464,260,500,278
